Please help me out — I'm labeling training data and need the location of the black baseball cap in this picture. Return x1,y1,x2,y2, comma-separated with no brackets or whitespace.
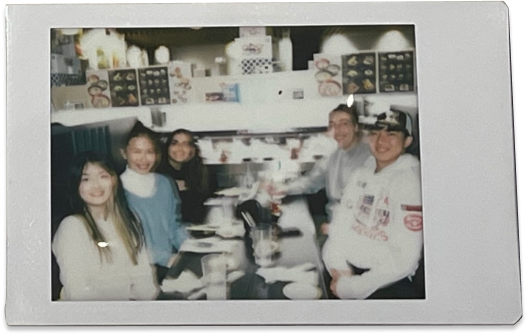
363,110,413,136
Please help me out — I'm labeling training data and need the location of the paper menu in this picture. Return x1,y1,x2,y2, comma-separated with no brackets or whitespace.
137,66,171,105
378,51,415,93
167,61,194,104
108,69,140,107
313,54,343,97
85,69,111,108
341,52,377,94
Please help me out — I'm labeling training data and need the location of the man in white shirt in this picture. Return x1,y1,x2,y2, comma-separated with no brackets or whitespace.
269,104,371,239
323,110,423,299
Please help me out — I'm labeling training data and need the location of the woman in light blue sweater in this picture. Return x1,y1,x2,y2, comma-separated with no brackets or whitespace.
120,123,189,284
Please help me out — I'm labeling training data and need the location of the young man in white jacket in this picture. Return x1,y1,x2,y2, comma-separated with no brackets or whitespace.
322,110,423,299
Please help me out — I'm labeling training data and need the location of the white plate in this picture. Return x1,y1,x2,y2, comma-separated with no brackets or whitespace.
203,198,223,206
283,283,321,300
216,225,245,238
215,187,244,197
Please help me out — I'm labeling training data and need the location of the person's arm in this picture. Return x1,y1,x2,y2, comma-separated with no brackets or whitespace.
322,177,359,272
335,174,423,299
52,216,99,300
166,178,190,251
284,156,329,195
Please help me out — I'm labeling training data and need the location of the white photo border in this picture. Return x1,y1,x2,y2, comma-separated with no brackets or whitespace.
5,1,521,325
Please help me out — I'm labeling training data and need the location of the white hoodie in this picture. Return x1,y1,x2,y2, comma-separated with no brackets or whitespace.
322,154,423,299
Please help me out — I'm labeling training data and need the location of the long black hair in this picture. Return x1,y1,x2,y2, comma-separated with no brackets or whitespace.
68,151,144,265
159,129,209,194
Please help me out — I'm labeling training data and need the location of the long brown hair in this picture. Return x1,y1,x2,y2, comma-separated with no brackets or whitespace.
160,129,210,194
68,151,144,265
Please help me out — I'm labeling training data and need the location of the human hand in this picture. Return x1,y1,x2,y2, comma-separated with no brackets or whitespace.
320,222,330,235
329,268,353,298
265,182,287,196
176,179,187,191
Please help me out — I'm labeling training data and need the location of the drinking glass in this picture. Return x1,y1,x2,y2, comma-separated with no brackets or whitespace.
221,196,235,223
250,224,274,267
201,254,228,300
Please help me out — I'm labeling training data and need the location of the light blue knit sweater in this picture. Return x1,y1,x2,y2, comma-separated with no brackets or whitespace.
124,173,189,266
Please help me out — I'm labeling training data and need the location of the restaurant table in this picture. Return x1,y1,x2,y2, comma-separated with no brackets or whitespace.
161,195,329,300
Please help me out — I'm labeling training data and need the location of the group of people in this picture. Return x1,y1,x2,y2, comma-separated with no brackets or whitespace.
52,101,423,301
269,103,423,299
52,125,210,300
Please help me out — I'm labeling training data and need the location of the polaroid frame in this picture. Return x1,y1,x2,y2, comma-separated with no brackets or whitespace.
5,1,521,325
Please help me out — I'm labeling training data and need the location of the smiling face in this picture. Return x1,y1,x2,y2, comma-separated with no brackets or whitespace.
121,135,157,175
78,163,116,211
328,111,359,150
168,132,195,164
368,128,413,171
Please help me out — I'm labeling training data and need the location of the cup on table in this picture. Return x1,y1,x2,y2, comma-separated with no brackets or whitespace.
201,254,228,300
250,224,275,268
221,196,235,223
270,196,282,217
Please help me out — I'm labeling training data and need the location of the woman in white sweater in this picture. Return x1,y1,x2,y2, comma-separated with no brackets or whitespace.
52,151,158,301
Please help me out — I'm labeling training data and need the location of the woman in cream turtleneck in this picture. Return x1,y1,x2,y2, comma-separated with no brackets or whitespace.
120,124,189,284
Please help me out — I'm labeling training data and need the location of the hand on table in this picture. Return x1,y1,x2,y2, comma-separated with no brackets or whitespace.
329,268,353,298
265,182,287,196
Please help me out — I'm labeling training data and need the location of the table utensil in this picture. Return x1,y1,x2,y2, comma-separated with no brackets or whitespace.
241,211,256,229
245,211,258,228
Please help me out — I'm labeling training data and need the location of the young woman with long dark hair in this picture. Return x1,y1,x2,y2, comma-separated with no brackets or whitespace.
52,151,158,300
157,129,213,223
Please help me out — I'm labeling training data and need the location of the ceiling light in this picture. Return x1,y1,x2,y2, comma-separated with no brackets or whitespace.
321,33,360,55
373,30,413,51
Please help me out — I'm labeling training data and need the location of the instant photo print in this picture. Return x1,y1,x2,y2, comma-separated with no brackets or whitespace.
5,1,521,325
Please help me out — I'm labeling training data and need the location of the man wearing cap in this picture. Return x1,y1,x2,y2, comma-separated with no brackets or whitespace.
268,104,371,238
322,110,423,299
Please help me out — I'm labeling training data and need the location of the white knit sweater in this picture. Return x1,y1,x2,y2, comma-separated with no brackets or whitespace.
52,215,158,301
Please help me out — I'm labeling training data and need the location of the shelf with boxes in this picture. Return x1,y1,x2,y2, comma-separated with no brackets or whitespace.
51,51,417,132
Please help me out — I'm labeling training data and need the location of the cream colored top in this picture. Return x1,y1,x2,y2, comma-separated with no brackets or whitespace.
52,215,158,301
